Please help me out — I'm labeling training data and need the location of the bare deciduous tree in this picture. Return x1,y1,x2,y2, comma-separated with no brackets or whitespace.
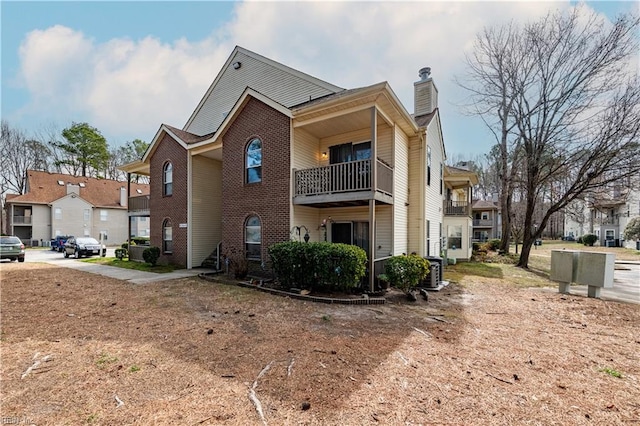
459,6,640,268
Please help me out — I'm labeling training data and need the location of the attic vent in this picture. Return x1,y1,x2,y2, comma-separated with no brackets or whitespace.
222,111,229,119
79,183,86,188
136,189,143,194
57,180,64,186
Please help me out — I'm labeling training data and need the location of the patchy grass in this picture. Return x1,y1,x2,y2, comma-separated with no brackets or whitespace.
82,257,179,273
599,367,623,378
445,262,504,282
446,261,553,288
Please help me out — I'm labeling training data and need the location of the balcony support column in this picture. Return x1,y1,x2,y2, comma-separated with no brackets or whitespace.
369,106,377,293
127,173,131,248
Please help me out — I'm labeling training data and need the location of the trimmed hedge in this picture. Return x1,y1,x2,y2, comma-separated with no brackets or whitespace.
269,241,367,292
143,246,160,266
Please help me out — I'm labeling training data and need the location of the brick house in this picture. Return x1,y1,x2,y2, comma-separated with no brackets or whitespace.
121,46,475,290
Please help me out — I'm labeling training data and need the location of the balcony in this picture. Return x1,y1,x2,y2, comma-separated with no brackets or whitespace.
473,219,494,227
12,216,32,225
293,159,393,206
128,195,150,216
595,217,619,226
444,200,471,216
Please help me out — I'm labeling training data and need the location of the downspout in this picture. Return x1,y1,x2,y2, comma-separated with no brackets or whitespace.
419,132,426,256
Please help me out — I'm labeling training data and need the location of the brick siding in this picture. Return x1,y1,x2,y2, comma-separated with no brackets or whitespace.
150,134,188,266
222,97,291,264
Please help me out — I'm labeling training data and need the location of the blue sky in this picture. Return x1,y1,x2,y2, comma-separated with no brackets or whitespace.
1,1,638,159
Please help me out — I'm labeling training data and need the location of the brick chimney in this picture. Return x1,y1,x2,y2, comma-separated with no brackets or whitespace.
414,67,438,117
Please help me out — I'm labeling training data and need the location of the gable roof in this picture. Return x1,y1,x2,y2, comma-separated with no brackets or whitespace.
183,46,344,136
5,170,149,209
472,199,500,210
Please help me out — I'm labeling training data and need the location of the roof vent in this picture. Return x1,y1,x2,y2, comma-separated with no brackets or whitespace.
79,182,86,188
136,189,143,194
57,180,64,186
418,67,431,81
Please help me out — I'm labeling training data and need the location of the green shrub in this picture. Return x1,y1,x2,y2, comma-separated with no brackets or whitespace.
383,254,430,294
115,248,128,260
577,236,583,244
143,246,160,266
269,241,367,292
488,239,501,251
582,234,598,246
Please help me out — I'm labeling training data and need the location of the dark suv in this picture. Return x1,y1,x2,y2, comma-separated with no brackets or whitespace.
51,235,72,252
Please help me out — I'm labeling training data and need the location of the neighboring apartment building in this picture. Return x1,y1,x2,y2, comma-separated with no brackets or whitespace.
564,177,640,249
443,165,478,261
3,170,149,246
121,46,476,290
471,199,501,243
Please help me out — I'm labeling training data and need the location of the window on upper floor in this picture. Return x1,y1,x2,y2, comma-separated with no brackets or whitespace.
246,138,262,184
440,163,443,195
100,210,108,221
245,215,261,259
54,207,62,220
84,209,90,221
163,162,173,196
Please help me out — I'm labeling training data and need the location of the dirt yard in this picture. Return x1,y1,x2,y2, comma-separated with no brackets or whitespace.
1,260,639,425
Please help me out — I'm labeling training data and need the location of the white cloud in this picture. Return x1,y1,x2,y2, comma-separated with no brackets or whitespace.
16,0,607,154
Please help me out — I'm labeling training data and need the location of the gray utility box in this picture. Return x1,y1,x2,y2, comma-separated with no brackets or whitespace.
550,250,615,298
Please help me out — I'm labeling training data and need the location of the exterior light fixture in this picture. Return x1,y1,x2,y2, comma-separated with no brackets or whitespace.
321,152,327,159
232,61,241,69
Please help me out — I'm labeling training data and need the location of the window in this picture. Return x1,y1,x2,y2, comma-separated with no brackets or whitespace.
84,209,90,221
246,138,262,183
245,216,261,259
426,220,431,256
54,208,62,220
440,163,443,195
482,212,489,220
100,210,108,221
427,146,432,186
329,141,371,164
448,225,462,250
163,162,173,196
163,219,173,253
605,229,615,241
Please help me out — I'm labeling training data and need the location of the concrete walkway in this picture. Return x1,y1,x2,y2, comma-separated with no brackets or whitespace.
58,260,216,284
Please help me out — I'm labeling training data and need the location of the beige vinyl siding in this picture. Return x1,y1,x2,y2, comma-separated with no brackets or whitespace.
30,204,52,241
291,206,322,242
393,126,410,255
292,128,320,170
376,125,393,165
375,205,393,258
186,51,339,136
425,119,445,257
191,156,223,267
91,208,129,244
444,217,473,260
407,134,424,254
51,195,93,239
